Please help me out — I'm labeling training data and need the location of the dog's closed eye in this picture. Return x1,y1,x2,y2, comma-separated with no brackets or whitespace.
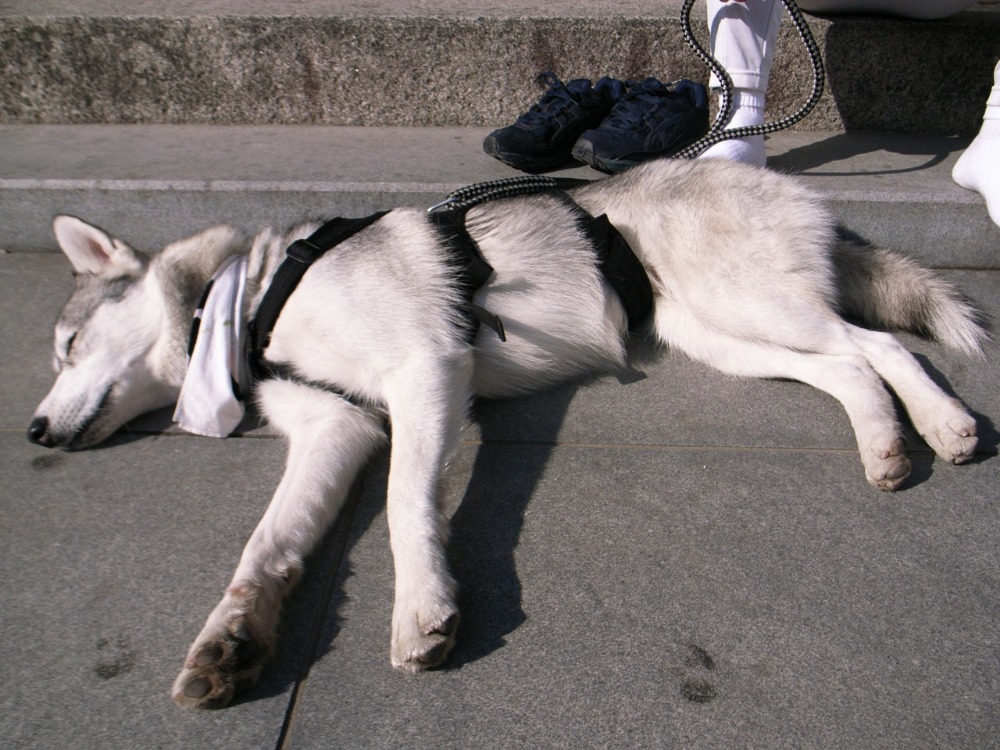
54,332,77,371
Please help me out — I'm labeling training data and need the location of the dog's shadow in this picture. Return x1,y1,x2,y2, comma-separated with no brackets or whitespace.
238,340,996,702
241,377,583,705
446,384,581,667
444,347,652,665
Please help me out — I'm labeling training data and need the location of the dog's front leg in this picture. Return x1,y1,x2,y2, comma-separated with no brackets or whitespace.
383,355,472,672
172,382,386,708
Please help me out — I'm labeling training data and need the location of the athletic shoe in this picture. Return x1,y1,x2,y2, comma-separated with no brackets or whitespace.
484,73,626,172
571,78,709,173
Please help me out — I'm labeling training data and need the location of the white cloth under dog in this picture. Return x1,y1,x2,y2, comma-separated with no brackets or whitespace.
173,255,250,438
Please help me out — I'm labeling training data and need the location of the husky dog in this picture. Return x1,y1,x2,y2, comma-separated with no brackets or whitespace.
28,158,985,709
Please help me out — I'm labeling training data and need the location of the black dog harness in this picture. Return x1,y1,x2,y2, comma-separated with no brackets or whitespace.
248,212,387,381
247,177,653,389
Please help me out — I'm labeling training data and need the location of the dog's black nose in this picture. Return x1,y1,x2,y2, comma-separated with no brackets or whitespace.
27,416,51,446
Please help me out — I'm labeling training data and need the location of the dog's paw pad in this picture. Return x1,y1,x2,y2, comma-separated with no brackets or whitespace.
865,437,910,491
181,676,213,700
414,638,451,667
391,609,459,672
925,414,978,465
193,643,224,666
172,619,272,709
426,612,459,637
172,667,234,709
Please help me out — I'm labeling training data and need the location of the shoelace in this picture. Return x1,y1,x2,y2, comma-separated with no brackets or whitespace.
516,73,584,127
604,79,677,131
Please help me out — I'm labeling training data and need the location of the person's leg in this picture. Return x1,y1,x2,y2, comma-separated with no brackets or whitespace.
952,60,1000,228
700,0,784,166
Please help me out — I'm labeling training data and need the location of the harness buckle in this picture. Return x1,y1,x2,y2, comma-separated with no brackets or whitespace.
286,238,322,264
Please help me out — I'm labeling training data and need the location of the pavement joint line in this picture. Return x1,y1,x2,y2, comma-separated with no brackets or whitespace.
273,471,369,750
0,178,464,193
465,437,994,456
4,427,997,456
0,179,989,208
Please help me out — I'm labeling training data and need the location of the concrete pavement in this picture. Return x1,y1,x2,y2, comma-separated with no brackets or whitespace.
2,1,999,744
1,127,998,748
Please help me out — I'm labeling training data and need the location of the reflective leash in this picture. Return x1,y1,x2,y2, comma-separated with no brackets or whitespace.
674,0,826,159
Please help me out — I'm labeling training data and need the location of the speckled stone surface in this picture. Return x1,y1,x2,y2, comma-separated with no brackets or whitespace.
1,1,998,133
3,248,998,748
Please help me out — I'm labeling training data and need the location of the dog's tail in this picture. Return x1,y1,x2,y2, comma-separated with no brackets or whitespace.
832,230,988,358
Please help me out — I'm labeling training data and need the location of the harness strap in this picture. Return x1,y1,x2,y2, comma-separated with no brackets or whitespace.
246,208,504,397
428,210,506,342
248,211,388,378
578,213,653,331
245,179,653,402
428,179,653,336
545,191,653,331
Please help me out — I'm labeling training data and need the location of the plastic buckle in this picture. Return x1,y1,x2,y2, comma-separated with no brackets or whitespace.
286,238,322,264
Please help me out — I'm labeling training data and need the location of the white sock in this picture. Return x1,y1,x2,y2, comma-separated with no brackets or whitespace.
700,89,767,167
952,61,1000,228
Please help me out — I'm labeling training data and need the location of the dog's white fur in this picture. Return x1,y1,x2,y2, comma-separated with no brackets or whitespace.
29,158,985,708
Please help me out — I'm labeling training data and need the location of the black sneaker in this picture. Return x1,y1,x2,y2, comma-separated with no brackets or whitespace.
484,73,625,172
571,78,709,173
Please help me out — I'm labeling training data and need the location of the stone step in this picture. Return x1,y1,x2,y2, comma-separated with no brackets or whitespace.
1,1,998,134
1,124,996,268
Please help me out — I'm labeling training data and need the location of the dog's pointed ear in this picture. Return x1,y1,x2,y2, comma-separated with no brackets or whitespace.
52,215,148,277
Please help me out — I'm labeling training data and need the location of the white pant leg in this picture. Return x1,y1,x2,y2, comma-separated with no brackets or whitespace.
707,0,784,91
701,0,784,165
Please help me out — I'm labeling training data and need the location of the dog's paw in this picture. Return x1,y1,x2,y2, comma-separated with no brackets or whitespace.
922,407,978,465
390,606,459,673
171,615,272,709
864,436,911,491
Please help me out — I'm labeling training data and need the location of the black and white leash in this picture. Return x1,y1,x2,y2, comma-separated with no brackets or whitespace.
674,0,826,159
427,174,592,214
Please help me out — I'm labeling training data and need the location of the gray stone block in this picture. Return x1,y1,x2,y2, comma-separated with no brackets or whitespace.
1,1,997,133
2,126,998,267
285,444,1000,749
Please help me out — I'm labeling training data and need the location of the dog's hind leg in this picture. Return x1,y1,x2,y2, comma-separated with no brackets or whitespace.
828,324,978,465
657,310,912,490
172,381,386,709
381,352,473,673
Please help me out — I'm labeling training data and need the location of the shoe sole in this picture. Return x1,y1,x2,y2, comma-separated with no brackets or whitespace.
572,130,706,174
571,140,622,174
483,136,573,173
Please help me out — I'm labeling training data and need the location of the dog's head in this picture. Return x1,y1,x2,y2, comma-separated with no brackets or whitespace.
28,216,245,450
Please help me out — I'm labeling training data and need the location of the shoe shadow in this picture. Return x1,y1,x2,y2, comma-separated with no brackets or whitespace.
767,131,969,177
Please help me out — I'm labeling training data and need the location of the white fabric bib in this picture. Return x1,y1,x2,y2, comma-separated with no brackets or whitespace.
173,255,250,438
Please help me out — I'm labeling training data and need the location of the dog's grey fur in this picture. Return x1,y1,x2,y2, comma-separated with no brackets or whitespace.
28,158,986,708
